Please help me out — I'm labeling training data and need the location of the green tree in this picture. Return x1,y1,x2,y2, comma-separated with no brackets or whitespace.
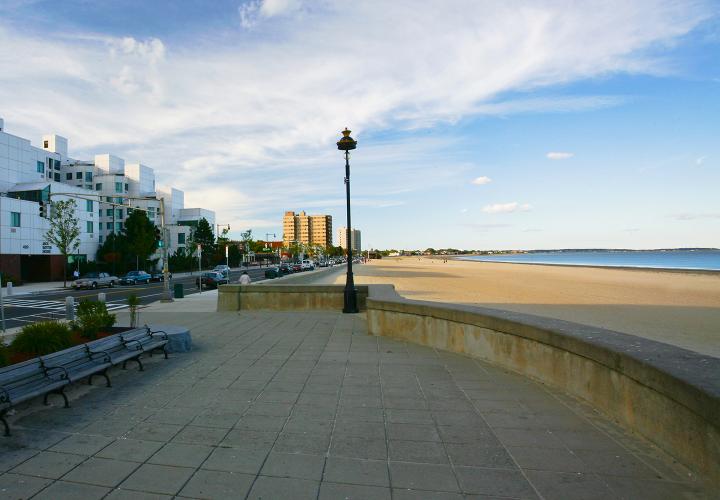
124,210,159,270
192,217,216,268
45,199,81,287
96,232,128,274
228,244,242,267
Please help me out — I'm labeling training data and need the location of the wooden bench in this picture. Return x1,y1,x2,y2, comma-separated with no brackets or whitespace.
0,326,170,436
0,358,70,436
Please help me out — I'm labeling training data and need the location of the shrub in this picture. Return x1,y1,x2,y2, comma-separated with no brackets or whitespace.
1,274,22,287
0,344,9,368
11,321,72,356
74,300,116,339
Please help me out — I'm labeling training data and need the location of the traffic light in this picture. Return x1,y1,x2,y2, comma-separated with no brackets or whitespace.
39,201,47,218
155,226,163,248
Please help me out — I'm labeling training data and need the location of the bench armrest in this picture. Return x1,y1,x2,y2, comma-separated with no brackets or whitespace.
150,329,168,340
0,386,9,404
122,339,144,351
44,366,69,379
89,351,111,362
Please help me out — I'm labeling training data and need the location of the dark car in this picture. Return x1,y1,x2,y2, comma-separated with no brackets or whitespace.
120,271,152,285
291,263,302,273
150,271,173,282
265,267,281,279
196,271,229,289
279,263,292,275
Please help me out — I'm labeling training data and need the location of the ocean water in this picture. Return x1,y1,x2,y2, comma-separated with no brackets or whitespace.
459,250,720,271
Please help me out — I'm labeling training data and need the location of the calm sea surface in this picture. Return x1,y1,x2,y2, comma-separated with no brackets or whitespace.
459,250,720,271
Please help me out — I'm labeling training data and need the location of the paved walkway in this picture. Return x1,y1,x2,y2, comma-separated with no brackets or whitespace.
0,311,710,499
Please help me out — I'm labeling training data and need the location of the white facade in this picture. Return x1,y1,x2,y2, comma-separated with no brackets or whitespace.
0,118,215,280
337,227,362,253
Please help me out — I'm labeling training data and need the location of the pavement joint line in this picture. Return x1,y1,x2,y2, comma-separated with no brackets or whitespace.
167,312,310,498
316,310,353,499
240,313,336,500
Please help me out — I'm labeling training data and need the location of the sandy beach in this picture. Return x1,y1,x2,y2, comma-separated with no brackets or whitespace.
315,257,720,358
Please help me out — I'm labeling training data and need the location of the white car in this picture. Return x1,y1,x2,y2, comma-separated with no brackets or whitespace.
301,260,315,271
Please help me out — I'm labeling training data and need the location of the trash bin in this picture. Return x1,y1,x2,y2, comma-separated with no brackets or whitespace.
173,283,184,298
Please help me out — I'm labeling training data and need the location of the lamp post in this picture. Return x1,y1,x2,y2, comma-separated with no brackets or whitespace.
337,128,358,313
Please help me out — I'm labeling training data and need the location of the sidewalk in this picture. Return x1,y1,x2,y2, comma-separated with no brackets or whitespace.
0,309,707,499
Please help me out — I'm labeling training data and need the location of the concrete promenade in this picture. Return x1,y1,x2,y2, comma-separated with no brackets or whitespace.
0,306,711,498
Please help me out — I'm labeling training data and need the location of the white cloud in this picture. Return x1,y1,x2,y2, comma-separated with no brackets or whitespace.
482,202,532,214
546,152,574,160
696,155,707,165
0,1,712,239
471,176,492,185
460,208,468,213
670,213,720,221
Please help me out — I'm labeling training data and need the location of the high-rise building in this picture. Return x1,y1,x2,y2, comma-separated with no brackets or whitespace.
283,211,332,248
0,118,215,281
337,227,361,253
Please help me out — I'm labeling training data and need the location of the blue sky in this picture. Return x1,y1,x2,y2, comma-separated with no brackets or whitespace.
1,0,718,249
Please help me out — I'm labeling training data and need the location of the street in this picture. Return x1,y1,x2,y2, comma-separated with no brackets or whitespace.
0,267,269,330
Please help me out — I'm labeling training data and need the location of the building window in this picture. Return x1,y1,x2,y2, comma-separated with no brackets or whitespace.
98,209,102,217
43,140,49,148
86,221,93,233
99,235,103,243
106,209,113,217
116,209,123,218
10,212,21,227
54,159,61,170
105,196,112,202
36,161,44,173
115,182,123,193
76,171,82,179
95,183,102,191
98,222,103,230
86,200,93,212
66,173,73,180
178,233,186,244
54,173,60,182
115,197,123,204
115,222,122,232
124,183,129,191
85,171,92,182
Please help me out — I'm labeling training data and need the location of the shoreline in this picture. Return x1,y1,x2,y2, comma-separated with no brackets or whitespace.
450,256,720,275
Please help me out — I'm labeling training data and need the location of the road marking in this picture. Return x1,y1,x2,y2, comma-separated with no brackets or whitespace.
2,298,127,312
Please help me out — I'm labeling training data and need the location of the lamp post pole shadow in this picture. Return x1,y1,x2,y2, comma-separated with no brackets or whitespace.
337,128,359,313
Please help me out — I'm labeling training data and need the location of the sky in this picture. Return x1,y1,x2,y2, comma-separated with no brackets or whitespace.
0,0,718,250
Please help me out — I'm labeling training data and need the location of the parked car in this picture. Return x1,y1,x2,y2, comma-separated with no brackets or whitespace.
291,263,302,273
196,271,229,289
301,260,315,271
73,272,118,289
279,263,292,275
150,271,172,282
120,271,152,285
213,265,230,277
265,267,281,279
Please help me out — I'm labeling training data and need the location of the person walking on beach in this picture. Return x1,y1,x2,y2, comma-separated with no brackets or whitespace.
239,271,251,285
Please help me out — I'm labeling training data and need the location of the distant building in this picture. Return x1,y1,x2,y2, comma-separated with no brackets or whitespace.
0,118,214,281
282,211,332,248
337,227,361,253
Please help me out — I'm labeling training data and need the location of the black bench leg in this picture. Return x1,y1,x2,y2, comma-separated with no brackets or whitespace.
0,410,9,437
122,357,144,372
88,370,112,388
43,388,70,408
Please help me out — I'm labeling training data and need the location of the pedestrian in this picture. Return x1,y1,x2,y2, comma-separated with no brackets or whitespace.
239,271,251,285
73,269,80,280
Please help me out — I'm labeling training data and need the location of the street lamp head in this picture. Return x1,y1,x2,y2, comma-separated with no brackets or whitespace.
337,128,357,151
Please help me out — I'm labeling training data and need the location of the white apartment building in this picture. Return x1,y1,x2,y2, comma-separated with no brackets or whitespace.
0,118,215,282
337,227,362,254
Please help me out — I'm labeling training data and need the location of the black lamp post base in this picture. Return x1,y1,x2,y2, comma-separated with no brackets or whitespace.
343,286,359,314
